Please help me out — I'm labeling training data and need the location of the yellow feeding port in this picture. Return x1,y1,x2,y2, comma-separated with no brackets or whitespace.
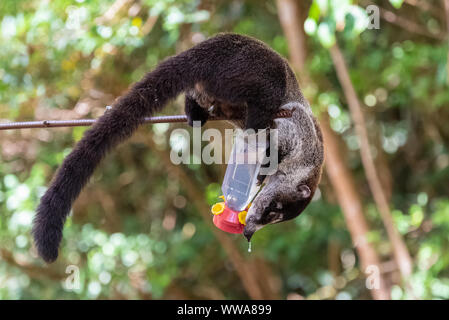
211,202,225,215
238,211,247,225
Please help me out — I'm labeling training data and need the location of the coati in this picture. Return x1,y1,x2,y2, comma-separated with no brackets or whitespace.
32,33,324,263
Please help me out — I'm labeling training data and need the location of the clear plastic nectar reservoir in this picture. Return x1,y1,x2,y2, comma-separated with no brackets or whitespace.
221,130,266,211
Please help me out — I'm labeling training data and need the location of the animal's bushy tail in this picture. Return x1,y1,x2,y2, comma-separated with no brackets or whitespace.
32,54,195,262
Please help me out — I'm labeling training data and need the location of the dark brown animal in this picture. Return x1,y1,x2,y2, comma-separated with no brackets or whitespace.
32,33,324,262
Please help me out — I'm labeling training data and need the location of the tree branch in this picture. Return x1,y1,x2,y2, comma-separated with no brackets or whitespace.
329,43,414,281
0,248,66,281
276,0,391,299
320,117,391,299
379,6,445,40
443,0,449,84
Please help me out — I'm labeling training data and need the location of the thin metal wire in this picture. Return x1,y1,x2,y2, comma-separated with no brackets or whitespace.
0,110,292,131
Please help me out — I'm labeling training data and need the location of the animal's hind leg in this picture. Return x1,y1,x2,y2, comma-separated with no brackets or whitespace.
245,95,280,130
185,95,209,127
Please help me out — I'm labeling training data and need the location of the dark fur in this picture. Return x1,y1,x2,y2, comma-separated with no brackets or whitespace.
32,33,323,262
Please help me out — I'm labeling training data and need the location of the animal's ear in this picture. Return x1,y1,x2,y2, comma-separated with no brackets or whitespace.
297,184,311,199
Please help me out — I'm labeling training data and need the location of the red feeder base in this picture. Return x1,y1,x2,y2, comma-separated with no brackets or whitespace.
213,206,244,234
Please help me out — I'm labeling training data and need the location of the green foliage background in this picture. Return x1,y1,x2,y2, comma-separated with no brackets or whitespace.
0,0,449,299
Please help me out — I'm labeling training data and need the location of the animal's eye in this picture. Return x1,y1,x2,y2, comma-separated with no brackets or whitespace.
267,212,283,224
297,185,311,198
268,212,280,221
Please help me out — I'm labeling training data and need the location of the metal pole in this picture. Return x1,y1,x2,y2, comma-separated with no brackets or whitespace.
0,111,292,131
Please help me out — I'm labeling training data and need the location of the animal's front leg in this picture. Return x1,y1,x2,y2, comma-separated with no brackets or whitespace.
256,142,285,186
245,99,279,183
